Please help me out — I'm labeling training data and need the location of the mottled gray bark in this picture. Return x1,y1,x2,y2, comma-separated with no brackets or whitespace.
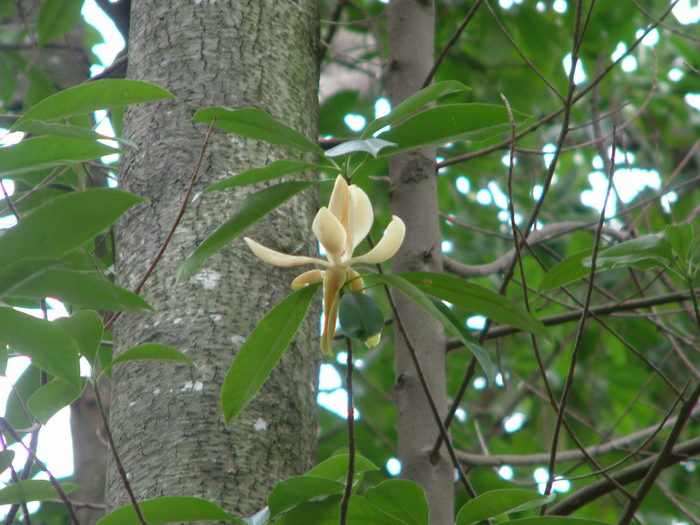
109,0,320,519
387,1,454,524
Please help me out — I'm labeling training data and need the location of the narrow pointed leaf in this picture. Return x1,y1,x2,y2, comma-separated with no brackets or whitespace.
307,454,379,481
0,136,120,177
537,249,593,294
95,496,245,525
507,519,610,525
338,291,384,342
37,0,82,45
192,107,323,154
325,138,396,158
27,377,87,424
13,80,173,128
0,451,14,475
177,181,317,284
276,496,405,525
203,160,333,194
665,222,694,263
362,80,471,138
14,120,137,148
268,476,345,518
401,272,550,340
0,480,79,505
0,189,145,267
0,258,58,299
456,489,555,524
221,285,319,423
584,235,673,270
100,343,194,378
364,479,429,525
55,310,104,365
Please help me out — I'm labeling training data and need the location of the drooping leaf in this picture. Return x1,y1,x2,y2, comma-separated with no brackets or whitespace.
0,451,14,475
584,235,673,270
95,496,245,525
537,249,593,294
362,80,471,138
307,454,379,481
0,189,145,268
338,291,385,343
456,489,555,524
2,365,41,435
268,476,345,519
506,518,610,525
37,0,82,45
665,222,694,264
27,377,87,424
13,80,174,128
99,344,194,378
275,496,405,525
191,107,323,154
325,138,396,159
401,272,550,340
54,310,104,365
0,136,120,177
221,285,319,424
202,160,333,194
0,480,79,505
0,308,80,389
176,181,317,284
0,258,58,299
377,104,529,155
14,120,137,148
364,479,430,525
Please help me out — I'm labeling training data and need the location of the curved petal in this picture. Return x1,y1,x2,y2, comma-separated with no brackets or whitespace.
292,269,325,289
348,185,373,251
321,266,347,355
346,216,405,265
327,176,349,225
312,207,347,265
244,237,326,268
347,267,366,292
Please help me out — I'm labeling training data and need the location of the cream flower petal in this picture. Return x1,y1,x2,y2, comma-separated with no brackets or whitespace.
348,185,373,252
292,269,325,289
244,237,327,268
321,266,347,355
346,215,405,265
312,207,347,265
327,176,349,225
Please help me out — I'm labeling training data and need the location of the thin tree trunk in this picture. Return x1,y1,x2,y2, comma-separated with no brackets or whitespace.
108,0,320,518
387,1,454,524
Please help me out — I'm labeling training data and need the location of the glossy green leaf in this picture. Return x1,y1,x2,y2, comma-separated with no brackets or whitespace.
0,189,145,268
177,181,317,284
203,160,332,194
584,235,673,270
0,258,58,299
54,310,104,365
537,249,593,293
362,80,471,138
665,222,694,263
0,136,120,177
191,107,323,154
95,496,245,525
14,120,137,147
100,344,194,378
221,285,319,424
507,518,610,525
338,291,384,342
2,365,41,435
27,377,87,424
377,104,529,155
456,489,555,524
0,451,14,475
276,496,405,525
268,476,345,518
364,479,429,525
307,453,379,481
37,0,82,45
400,272,550,340
325,138,396,158
0,308,80,389
0,480,79,505
13,80,174,128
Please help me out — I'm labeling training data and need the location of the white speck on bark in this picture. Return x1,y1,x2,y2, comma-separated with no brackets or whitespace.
253,418,268,431
191,268,221,290
230,334,246,346
210,314,222,322
173,318,183,324
153,388,161,395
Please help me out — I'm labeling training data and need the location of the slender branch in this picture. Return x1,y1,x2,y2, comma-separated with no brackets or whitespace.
339,337,355,525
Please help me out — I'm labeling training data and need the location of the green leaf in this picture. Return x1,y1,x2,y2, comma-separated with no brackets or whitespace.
2,365,41,435
276,496,405,525
13,120,137,148
338,292,385,342
27,377,87,424
325,138,396,159
399,272,551,340
665,222,694,263
100,344,194,378
429,298,495,384
0,136,120,177
268,476,345,518
456,489,555,524
0,189,145,268
202,160,333,194
221,285,319,423
364,479,430,525
191,107,323,154
0,258,58,299
584,235,673,270
176,181,317,283
0,451,14,475
362,80,471,138
537,249,593,293
95,496,245,525
377,104,529,155
0,480,79,505
13,80,174,128
37,0,82,45
307,454,379,481
507,519,610,525
54,310,104,365
0,308,80,389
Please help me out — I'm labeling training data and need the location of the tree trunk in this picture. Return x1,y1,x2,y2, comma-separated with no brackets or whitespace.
108,0,320,518
387,1,454,524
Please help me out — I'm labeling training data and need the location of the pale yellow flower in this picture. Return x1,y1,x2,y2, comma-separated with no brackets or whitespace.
244,176,405,354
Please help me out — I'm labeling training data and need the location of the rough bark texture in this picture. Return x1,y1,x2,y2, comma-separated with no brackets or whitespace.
387,1,454,524
108,0,320,519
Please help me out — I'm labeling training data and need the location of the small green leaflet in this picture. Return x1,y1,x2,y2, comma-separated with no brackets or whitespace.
338,291,385,343
268,476,345,519
0,480,79,505
307,453,379,481
95,496,246,525
537,249,593,294
364,479,430,525
27,377,87,424
221,285,319,424
456,489,555,524
584,235,673,270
